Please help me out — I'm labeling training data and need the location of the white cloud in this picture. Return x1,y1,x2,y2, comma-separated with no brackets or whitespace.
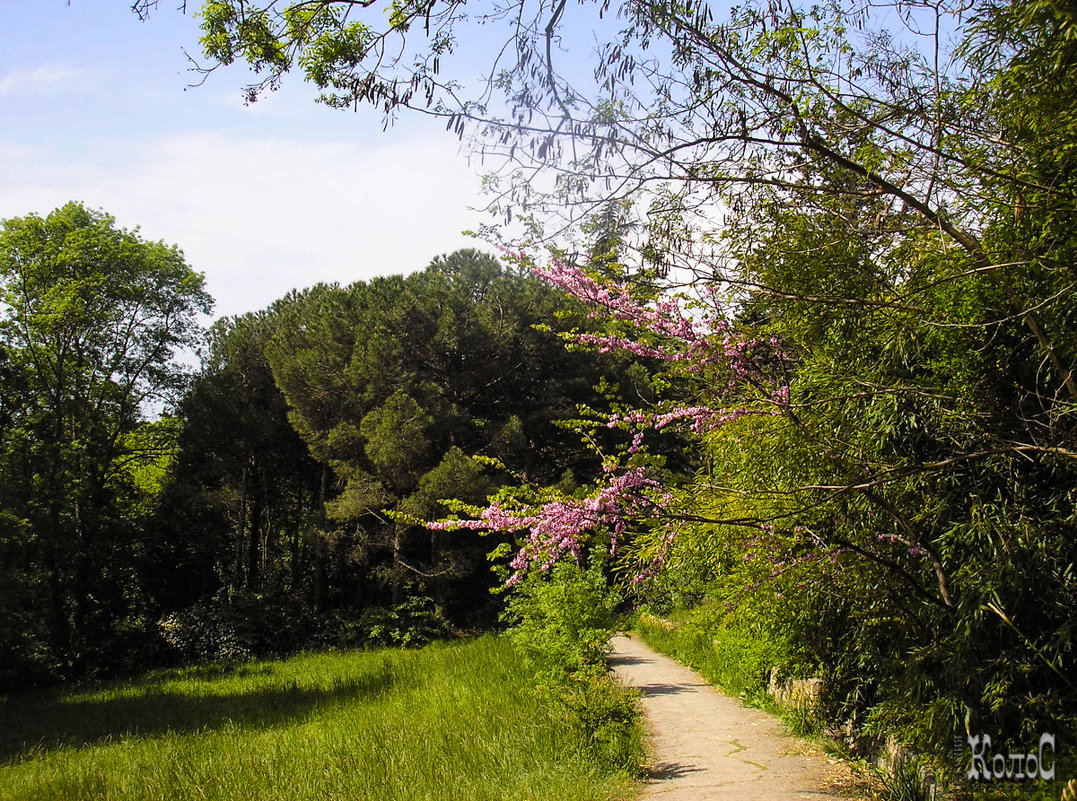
0,64,86,98
0,130,491,318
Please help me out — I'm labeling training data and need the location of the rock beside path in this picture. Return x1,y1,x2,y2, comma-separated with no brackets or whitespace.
608,634,869,801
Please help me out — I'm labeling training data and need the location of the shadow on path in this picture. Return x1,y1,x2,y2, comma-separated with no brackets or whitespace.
649,761,704,780
607,654,649,667
635,682,696,696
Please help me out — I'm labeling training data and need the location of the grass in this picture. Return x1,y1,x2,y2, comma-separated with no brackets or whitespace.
0,636,640,801
633,612,777,704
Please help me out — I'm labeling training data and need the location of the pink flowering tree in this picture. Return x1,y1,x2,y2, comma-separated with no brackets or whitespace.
427,255,793,588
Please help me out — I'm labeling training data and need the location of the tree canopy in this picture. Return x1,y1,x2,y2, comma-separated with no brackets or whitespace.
142,249,640,647
0,202,211,683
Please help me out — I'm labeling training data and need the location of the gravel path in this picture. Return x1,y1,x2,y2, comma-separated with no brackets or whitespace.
608,634,866,801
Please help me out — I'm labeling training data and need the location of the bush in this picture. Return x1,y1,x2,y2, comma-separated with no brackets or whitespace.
560,663,645,773
356,596,451,648
158,592,456,666
158,593,323,662
501,559,621,677
0,567,60,690
159,600,248,662
501,559,643,774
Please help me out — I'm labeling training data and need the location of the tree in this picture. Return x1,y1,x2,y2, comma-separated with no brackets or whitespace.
153,0,1077,762
149,311,323,615
0,202,211,683
258,250,626,623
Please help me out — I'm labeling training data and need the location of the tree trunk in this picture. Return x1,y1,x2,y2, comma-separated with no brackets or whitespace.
43,545,72,669
245,473,264,592
235,461,250,595
290,483,304,593
313,464,328,611
391,524,403,606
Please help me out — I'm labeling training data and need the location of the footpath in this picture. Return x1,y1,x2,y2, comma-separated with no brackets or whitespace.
608,634,870,800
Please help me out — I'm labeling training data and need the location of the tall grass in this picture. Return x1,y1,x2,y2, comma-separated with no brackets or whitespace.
634,611,778,702
0,637,638,801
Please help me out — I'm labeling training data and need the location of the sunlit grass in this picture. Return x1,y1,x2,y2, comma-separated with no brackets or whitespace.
0,637,638,801
634,611,777,701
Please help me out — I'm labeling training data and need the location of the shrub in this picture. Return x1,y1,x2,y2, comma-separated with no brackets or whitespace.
356,596,451,648
501,559,643,774
501,559,621,677
159,600,251,662
158,593,323,662
560,663,645,773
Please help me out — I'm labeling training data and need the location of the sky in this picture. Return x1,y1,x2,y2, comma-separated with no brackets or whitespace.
0,2,949,326
0,1,495,320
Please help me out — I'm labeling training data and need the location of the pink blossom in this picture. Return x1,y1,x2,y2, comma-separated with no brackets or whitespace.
427,465,670,585
429,255,797,586
532,262,701,343
531,260,776,388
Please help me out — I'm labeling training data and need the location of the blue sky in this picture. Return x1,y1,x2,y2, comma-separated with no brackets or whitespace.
0,2,946,323
0,1,491,319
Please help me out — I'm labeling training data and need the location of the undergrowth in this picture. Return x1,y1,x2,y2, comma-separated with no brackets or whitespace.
502,559,644,776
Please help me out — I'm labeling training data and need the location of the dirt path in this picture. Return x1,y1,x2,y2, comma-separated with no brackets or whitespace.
608,634,868,801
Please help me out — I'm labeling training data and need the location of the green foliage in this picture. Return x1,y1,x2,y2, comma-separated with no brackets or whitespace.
121,419,182,507
500,559,643,775
781,704,824,739
624,47,1077,751
49,2,1077,785
359,390,432,495
116,247,623,687
115,248,632,689
356,595,451,648
635,611,781,702
158,600,254,662
157,593,328,662
501,560,621,678
0,202,211,687
149,310,322,616
0,511,54,687
877,757,935,801
254,249,617,623
558,663,645,775
157,592,451,661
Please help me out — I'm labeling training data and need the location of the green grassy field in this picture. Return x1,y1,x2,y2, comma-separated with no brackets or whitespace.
0,637,639,801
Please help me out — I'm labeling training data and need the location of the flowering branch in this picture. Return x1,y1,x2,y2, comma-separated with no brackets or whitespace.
427,255,791,585
430,466,670,585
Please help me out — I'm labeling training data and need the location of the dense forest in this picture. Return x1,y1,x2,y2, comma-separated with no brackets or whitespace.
0,213,643,685
2,0,1077,793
